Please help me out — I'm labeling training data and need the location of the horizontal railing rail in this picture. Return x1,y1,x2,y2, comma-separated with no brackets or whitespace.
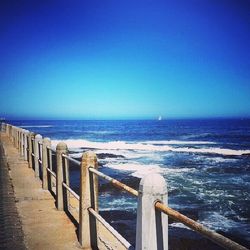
155,202,247,250
89,167,139,196
88,207,132,249
0,122,248,250
62,153,81,166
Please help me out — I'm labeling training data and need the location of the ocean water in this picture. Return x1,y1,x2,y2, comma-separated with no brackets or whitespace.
11,119,250,249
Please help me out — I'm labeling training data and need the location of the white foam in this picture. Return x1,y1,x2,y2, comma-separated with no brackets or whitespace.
99,196,137,210
96,149,164,161
170,222,191,230
69,153,83,158
20,125,53,128
86,130,116,135
144,140,215,145
199,212,242,231
103,161,162,177
210,157,238,163
174,147,250,156
51,139,250,156
163,167,196,174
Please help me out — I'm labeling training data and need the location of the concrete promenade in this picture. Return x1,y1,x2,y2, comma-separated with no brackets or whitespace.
0,132,81,250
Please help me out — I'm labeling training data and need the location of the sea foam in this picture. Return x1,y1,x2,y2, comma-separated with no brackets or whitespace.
20,125,53,128
52,139,250,156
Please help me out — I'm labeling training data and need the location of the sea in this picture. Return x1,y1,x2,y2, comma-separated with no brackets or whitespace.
9,119,250,249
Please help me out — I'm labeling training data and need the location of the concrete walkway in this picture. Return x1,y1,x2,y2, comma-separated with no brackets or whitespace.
0,137,26,250
0,133,81,250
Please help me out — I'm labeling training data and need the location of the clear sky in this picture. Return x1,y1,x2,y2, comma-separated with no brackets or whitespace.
0,0,250,119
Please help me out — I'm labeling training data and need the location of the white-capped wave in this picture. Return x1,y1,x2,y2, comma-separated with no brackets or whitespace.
210,157,238,163
69,153,83,158
99,195,137,210
163,167,196,174
103,162,162,178
199,212,245,232
170,222,191,230
20,125,53,128
52,139,250,156
96,149,164,161
144,140,215,145
102,159,195,178
86,130,116,135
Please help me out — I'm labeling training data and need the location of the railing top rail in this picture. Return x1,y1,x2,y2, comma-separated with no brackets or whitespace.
62,182,80,200
155,202,247,250
47,146,56,153
89,167,139,197
61,153,81,166
47,168,56,178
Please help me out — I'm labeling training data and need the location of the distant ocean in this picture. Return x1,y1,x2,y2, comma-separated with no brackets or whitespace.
10,119,250,249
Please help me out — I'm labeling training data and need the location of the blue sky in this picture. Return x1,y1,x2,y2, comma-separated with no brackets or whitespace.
0,0,250,119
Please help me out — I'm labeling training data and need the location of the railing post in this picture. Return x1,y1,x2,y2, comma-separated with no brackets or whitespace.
56,142,68,211
10,126,13,142
28,132,34,168
34,134,42,178
14,127,17,148
42,138,51,190
5,124,9,136
63,148,70,211
16,128,19,148
79,151,99,249
135,173,168,250
0,122,4,132
23,130,29,161
20,129,24,157
19,129,22,153
48,148,54,190
16,129,19,149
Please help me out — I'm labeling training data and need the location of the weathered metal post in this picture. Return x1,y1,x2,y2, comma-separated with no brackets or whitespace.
34,134,42,178
42,138,51,190
79,151,99,248
135,173,168,250
56,142,68,211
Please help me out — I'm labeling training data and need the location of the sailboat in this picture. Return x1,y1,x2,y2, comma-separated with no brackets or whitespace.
158,116,162,121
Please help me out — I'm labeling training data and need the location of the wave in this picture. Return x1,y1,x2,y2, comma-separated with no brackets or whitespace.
52,139,250,156
102,162,163,178
20,125,53,128
144,140,215,145
85,130,117,135
170,222,191,230
199,211,248,233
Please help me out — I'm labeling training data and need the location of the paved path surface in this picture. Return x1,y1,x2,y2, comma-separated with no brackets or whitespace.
0,133,80,250
0,136,26,250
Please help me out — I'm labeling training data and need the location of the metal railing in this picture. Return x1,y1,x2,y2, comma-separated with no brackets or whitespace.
1,122,248,250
